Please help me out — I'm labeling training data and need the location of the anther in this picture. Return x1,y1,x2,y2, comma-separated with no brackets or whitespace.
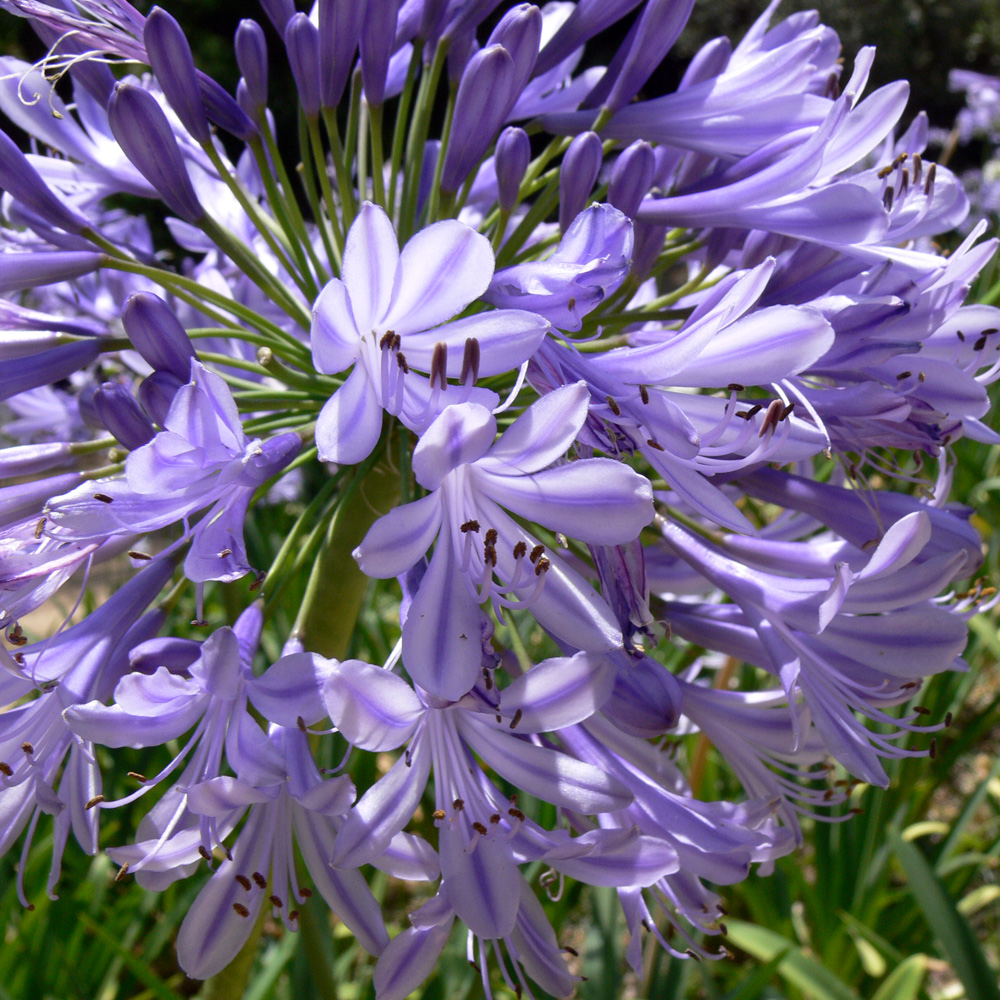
0,763,12,776
379,331,395,350
430,341,448,390
199,846,212,861
115,863,130,882
509,708,523,729
21,743,33,756
252,872,267,888
288,910,300,922
461,519,480,533
892,152,908,170
508,807,525,821
249,570,266,592
453,798,465,811
535,557,550,576
489,813,501,825
218,548,232,558
563,946,579,957
483,544,497,567
233,903,250,918
432,809,446,821
190,618,209,627
235,875,252,891
899,167,909,199
606,395,621,416
758,398,784,437
85,794,104,810
780,402,795,420
918,372,926,382
645,438,665,451
483,667,493,690
396,352,410,374
923,162,936,196
299,887,313,898
460,337,481,385
913,706,930,716
472,821,488,835
882,186,894,211
974,335,987,352
297,716,307,732
957,329,966,341
929,738,937,758
128,550,152,560
639,385,649,405
896,371,911,380
727,383,745,392
513,540,527,558
485,528,498,547
269,895,283,908
405,749,413,767
93,493,113,503
877,164,893,179
945,712,953,727
912,152,923,184
34,517,46,538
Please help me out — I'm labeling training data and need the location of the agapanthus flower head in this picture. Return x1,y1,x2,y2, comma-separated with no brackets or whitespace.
0,0,994,994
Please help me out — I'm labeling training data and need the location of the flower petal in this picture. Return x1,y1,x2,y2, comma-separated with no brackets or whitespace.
311,279,360,374
323,659,423,751
315,365,383,464
342,201,399,333
354,491,442,579
383,220,495,335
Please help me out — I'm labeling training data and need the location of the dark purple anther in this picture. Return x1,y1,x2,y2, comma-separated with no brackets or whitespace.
361,0,401,108
258,0,295,34
486,3,541,108
559,131,602,231
137,370,185,426
285,14,321,117
441,44,515,193
0,130,89,235
235,19,269,112
107,82,205,225
318,0,365,110
122,292,196,381
609,140,655,217
494,126,530,212
93,382,156,450
144,7,210,144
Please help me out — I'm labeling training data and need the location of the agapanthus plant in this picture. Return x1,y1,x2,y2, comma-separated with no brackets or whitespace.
0,0,996,996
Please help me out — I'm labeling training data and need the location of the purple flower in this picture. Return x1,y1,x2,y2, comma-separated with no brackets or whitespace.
310,202,549,464
355,383,654,699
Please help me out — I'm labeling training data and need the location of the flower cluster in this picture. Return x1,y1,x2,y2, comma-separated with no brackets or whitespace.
0,0,996,995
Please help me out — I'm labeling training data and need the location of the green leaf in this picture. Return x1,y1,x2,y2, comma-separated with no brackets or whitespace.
76,912,186,1000
724,921,863,1000
892,832,1000,1000
871,954,927,1000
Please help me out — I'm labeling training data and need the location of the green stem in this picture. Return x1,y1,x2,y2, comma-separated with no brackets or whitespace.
388,41,424,221
307,115,346,256
322,108,357,228
298,110,341,272
291,459,400,657
368,101,387,208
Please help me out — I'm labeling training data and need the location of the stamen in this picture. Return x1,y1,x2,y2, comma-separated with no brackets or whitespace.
461,337,481,385
233,903,250,918
252,871,267,888
235,875,252,891
430,342,448,390
93,493,113,503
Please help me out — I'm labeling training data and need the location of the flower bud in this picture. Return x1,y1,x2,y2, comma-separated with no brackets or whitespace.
93,382,156,450
285,14,321,118
486,3,541,108
197,74,258,141
609,140,655,217
144,7,210,144
258,0,295,34
558,131,602,231
0,130,89,235
137,370,185,426
361,0,401,108
122,292,196,381
441,44,515,194
107,82,204,224
535,0,643,76
0,340,102,403
318,0,365,109
235,19,269,111
495,126,530,212
0,250,103,294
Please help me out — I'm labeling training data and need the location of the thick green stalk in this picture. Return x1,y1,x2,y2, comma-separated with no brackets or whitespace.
291,460,400,657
